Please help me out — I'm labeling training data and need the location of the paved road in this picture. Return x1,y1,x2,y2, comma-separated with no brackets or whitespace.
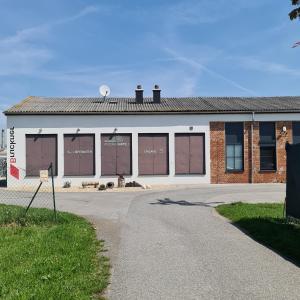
1,184,300,299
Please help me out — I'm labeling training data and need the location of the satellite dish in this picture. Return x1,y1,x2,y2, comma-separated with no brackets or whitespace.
99,85,111,97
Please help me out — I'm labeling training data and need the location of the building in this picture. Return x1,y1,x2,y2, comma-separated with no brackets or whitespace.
4,85,300,187
0,149,7,179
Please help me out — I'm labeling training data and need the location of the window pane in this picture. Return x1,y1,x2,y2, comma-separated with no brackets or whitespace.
234,144,243,157
225,123,244,171
260,146,276,170
225,123,243,144
226,145,234,157
293,122,300,144
226,157,235,170
260,122,275,145
235,157,243,170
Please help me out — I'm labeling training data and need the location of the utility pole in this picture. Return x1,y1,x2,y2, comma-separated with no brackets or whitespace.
1,129,4,150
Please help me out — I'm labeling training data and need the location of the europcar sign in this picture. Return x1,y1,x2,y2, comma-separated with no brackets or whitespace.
9,127,19,179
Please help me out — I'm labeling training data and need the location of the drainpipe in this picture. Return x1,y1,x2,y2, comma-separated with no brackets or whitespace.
251,112,255,184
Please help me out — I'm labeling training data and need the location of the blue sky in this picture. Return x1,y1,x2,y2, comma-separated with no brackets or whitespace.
0,0,300,127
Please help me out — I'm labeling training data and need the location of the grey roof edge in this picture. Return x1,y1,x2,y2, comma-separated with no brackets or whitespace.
3,96,34,115
4,95,300,115
5,110,300,116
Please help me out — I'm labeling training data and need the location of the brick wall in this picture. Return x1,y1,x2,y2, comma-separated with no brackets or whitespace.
210,121,292,184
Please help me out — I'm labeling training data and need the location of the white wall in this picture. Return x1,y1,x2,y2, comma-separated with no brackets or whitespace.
6,112,300,187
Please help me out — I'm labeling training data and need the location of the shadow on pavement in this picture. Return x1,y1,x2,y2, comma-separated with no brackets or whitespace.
150,198,224,207
230,217,300,268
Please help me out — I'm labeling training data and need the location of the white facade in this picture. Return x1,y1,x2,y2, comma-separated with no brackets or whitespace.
6,112,300,187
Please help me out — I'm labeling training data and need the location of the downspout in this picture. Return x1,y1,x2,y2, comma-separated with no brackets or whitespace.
251,112,255,184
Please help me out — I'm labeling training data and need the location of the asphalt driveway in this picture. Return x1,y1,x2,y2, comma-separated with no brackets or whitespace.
2,184,300,299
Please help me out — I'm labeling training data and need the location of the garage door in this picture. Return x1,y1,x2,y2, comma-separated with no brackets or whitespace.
175,133,205,174
101,134,132,176
26,135,57,176
138,134,169,175
64,134,95,176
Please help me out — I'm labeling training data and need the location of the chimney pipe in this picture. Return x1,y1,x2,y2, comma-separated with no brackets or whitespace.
153,84,161,103
135,85,144,104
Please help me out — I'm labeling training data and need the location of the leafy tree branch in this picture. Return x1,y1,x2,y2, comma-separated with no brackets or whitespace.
289,0,300,20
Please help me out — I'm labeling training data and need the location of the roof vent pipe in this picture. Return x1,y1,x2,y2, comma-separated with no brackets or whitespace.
135,85,144,104
153,84,161,104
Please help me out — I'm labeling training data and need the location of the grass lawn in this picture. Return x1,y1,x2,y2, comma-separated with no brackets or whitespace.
0,204,110,300
216,202,300,266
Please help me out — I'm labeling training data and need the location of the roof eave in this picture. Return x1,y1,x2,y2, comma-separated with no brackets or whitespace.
5,110,300,116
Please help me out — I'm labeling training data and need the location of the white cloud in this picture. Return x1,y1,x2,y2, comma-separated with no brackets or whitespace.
0,46,52,76
0,5,102,45
232,56,300,77
13,55,201,97
1,26,47,45
54,5,104,26
136,0,263,96
38,68,134,91
167,0,261,25
163,47,257,96
0,5,103,76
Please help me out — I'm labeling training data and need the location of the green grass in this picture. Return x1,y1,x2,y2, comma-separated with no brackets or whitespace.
0,204,110,300
216,202,300,266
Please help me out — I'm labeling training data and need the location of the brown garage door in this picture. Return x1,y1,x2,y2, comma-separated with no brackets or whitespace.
175,133,205,174
101,134,132,176
64,134,95,176
138,134,169,175
26,134,57,176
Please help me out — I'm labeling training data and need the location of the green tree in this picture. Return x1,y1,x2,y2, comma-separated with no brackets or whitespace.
289,0,300,20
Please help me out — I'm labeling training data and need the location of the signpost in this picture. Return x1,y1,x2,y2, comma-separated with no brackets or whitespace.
25,163,56,220
40,170,49,183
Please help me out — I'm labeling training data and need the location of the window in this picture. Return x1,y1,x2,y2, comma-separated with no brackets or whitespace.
259,122,276,171
225,123,243,171
64,134,95,176
138,134,169,175
175,133,205,174
101,134,132,176
293,122,300,144
26,135,57,176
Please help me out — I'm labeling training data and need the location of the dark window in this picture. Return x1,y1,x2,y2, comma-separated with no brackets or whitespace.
175,133,205,175
293,122,300,144
26,135,57,176
259,122,276,171
101,134,132,176
138,134,169,175
64,134,95,176
225,123,243,171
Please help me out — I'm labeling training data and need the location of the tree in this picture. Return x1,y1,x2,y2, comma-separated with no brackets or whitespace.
289,0,300,20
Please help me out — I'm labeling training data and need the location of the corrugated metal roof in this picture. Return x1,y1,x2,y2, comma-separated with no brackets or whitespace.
4,96,300,115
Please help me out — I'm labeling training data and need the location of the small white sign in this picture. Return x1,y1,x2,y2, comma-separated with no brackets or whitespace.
40,170,49,182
